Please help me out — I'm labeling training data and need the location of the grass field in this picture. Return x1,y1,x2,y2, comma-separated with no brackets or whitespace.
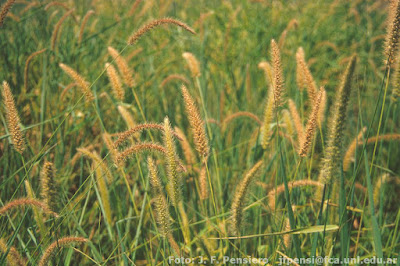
1,0,400,265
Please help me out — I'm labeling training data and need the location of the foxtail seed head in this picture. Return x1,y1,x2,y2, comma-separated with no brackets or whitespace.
298,89,323,157
181,85,209,158
59,63,94,102
318,55,357,185
127,17,196,45
183,52,201,77
105,63,124,101
230,160,263,236
147,157,172,237
38,237,87,266
163,117,182,206
270,39,284,109
2,81,26,154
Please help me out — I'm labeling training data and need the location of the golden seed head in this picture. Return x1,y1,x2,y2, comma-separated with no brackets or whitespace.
163,117,182,206
108,46,135,87
298,88,323,157
38,237,87,266
181,85,209,158
270,39,284,109
127,17,196,45
230,160,263,235
2,81,26,154
105,63,124,101
318,55,357,185
59,63,94,102
183,52,201,77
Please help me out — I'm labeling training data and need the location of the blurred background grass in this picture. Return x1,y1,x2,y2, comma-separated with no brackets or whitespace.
1,0,399,265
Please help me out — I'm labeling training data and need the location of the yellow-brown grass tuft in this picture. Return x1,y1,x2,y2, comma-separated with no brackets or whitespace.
318,55,357,185
105,63,124,101
258,61,273,86
107,46,135,88
181,85,209,158
384,0,400,64
288,99,304,143
38,237,88,266
261,86,275,149
298,89,323,157
183,52,201,77
270,39,284,108
40,161,58,211
230,160,263,235
59,63,94,102
2,81,26,154
147,157,176,243
199,165,208,200
296,47,318,103
127,17,196,45
163,117,182,206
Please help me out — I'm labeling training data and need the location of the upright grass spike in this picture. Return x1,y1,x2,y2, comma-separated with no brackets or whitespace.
296,47,318,103
230,160,263,236
59,63,94,102
107,46,135,88
199,165,208,200
298,89,323,157
288,99,304,144
317,87,327,125
342,127,366,172
2,81,26,154
183,52,201,78
270,39,284,109
163,117,182,206
147,157,172,237
127,17,196,45
295,47,306,91
181,85,209,159
38,237,87,266
384,0,400,64
0,0,15,27
261,86,275,149
40,161,58,211
174,127,196,168
105,63,124,101
117,105,136,129
317,55,357,185
258,61,273,86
